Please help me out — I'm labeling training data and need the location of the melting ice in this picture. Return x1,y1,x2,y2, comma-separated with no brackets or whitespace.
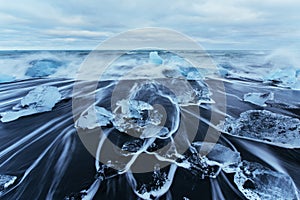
220,110,300,148
243,92,274,107
234,161,299,200
0,85,62,122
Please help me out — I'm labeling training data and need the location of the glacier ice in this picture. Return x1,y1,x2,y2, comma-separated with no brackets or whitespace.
243,92,274,107
192,142,241,173
149,51,163,65
220,110,300,148
182,142,241,177
234,161,299,200
112,99,168,139
75,106,114,129
0,86,62,122
25,59,63,77
263,67,300,89
0,175,17,194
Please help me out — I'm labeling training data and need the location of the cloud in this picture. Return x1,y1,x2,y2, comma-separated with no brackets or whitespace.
0,0,299,49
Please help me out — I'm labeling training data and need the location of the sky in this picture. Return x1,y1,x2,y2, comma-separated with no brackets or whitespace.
0,0,300,50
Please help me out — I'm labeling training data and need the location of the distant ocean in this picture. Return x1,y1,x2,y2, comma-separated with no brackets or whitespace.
0,50,299,200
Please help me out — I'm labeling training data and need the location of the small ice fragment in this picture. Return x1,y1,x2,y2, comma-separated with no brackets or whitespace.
220,110,300,148
234,161,299,200
75,106,113,129
0,86,62,122
0,175,17,193
243,92,274,107
149,51,163,65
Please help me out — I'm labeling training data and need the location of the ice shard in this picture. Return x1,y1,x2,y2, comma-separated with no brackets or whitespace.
234,161,299,200
243,92,274,107
0,86,62,122
220,110,300,148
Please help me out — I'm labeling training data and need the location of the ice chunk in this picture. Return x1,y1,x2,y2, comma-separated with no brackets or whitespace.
181,142,241,177
182,148,220,179
0,86,62,122
0,175,17,194
0,74,15,83
75,106,113,129
264,67,300,89
192,142,241,173
113,99,167,138
234,161,299,200
149,51,163,65
220,110,300,148
25,59,63,77
243,92,274,107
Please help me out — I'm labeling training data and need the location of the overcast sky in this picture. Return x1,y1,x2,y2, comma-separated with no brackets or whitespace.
0,0,299,50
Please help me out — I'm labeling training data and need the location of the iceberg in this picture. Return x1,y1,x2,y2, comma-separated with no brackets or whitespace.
25,59,63,77
0,175,17,194
75,106,114,129
234,161,299,200
220,110,300,148
243,92,274,107
0,86,62,122
149,51,163,65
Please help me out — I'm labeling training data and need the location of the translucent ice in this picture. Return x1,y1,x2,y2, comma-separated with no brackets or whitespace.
220,110,300,148
0,86,62,122
25,59,63,77
264,67,300,89
181,142,241,177
243,92,274,107
234,161,299,200
75,106,114,129
193,142,241,173
113,99,167,138
0,175,17,194
149,51,163,65
0,74,15,83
